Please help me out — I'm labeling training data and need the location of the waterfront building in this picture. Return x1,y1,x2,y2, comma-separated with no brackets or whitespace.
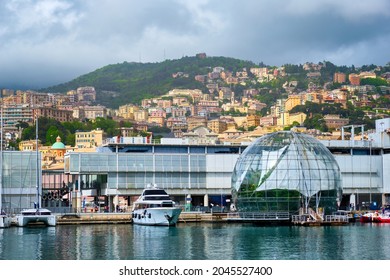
1,151,41,212
64,138,244,211
60,118,390,214
4,118,390,214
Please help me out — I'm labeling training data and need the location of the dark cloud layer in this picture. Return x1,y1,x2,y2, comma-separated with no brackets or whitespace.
0,0,389,89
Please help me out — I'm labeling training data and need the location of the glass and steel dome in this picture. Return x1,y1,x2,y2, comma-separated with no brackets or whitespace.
231,131,342,214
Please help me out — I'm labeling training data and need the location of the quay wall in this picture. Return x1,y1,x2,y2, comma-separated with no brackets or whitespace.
55,212,228,225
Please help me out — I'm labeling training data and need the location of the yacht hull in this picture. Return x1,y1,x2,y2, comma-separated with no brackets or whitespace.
17,215,56,227
132,208,182,226
16,209,56,227
0,215,11,228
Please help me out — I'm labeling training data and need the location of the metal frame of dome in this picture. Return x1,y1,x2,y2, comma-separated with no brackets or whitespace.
231,131,342,215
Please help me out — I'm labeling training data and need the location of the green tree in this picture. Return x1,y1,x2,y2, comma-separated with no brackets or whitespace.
92,117,119,137
46,126,61,145
21,126,35,141
360,77,388,87
16,121,29,130
66,134,75,146
304,114,328,131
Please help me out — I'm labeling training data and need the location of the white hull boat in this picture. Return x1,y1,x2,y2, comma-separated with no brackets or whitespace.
0,215,11,228
132,185,182,226
15,118,56,227
132,207,182,226
16,208,56,227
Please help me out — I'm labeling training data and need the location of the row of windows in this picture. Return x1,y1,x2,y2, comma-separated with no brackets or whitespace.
107,145,244,154
70,154,207,173
76,134,94,138
107,172,207,189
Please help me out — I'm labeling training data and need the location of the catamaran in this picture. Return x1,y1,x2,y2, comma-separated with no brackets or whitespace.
16,117,56,227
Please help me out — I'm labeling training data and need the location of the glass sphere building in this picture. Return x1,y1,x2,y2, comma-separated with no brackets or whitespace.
231,131,342,215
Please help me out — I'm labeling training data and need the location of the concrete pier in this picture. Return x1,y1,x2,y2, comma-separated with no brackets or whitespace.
55,212,229,225
57,213,132,225
54,212,352,225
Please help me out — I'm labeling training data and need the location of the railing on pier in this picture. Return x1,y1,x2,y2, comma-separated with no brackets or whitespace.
291,214,311,223
291,213,349,223
227,211,290,221
324,215,349,223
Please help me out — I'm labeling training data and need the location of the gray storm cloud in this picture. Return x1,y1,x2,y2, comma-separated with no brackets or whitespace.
0,0,389,89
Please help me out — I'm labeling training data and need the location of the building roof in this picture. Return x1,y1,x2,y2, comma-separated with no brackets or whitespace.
51,136,66,149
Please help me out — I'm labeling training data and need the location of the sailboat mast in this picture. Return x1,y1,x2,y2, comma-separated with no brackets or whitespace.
0,105,3,213
36,116,39,209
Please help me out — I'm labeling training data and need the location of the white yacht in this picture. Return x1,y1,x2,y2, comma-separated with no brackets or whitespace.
131,185,182,226
16,208,56,227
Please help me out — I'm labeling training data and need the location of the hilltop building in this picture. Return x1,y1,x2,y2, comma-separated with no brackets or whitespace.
334,72,346,84
75,129,103,149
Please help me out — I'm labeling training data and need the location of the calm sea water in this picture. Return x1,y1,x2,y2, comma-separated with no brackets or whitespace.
0,223,389,260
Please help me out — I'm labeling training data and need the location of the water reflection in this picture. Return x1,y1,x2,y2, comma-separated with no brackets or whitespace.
1,223,390,260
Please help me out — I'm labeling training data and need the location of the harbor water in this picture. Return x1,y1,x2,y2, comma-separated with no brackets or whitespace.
1,223,390,260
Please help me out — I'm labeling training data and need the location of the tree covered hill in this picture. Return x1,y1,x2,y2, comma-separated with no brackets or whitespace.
42,55,258,108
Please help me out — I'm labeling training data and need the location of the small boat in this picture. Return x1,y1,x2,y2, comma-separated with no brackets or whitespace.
332,210,356,222
360,211,390,223
16,208,56,227
131,185,182,226
360,212,374,223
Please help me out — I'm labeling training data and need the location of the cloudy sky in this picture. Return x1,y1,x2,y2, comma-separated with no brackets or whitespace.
1,0,390,89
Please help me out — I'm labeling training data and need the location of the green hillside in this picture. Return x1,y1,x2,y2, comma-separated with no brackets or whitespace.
42,55,258,108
